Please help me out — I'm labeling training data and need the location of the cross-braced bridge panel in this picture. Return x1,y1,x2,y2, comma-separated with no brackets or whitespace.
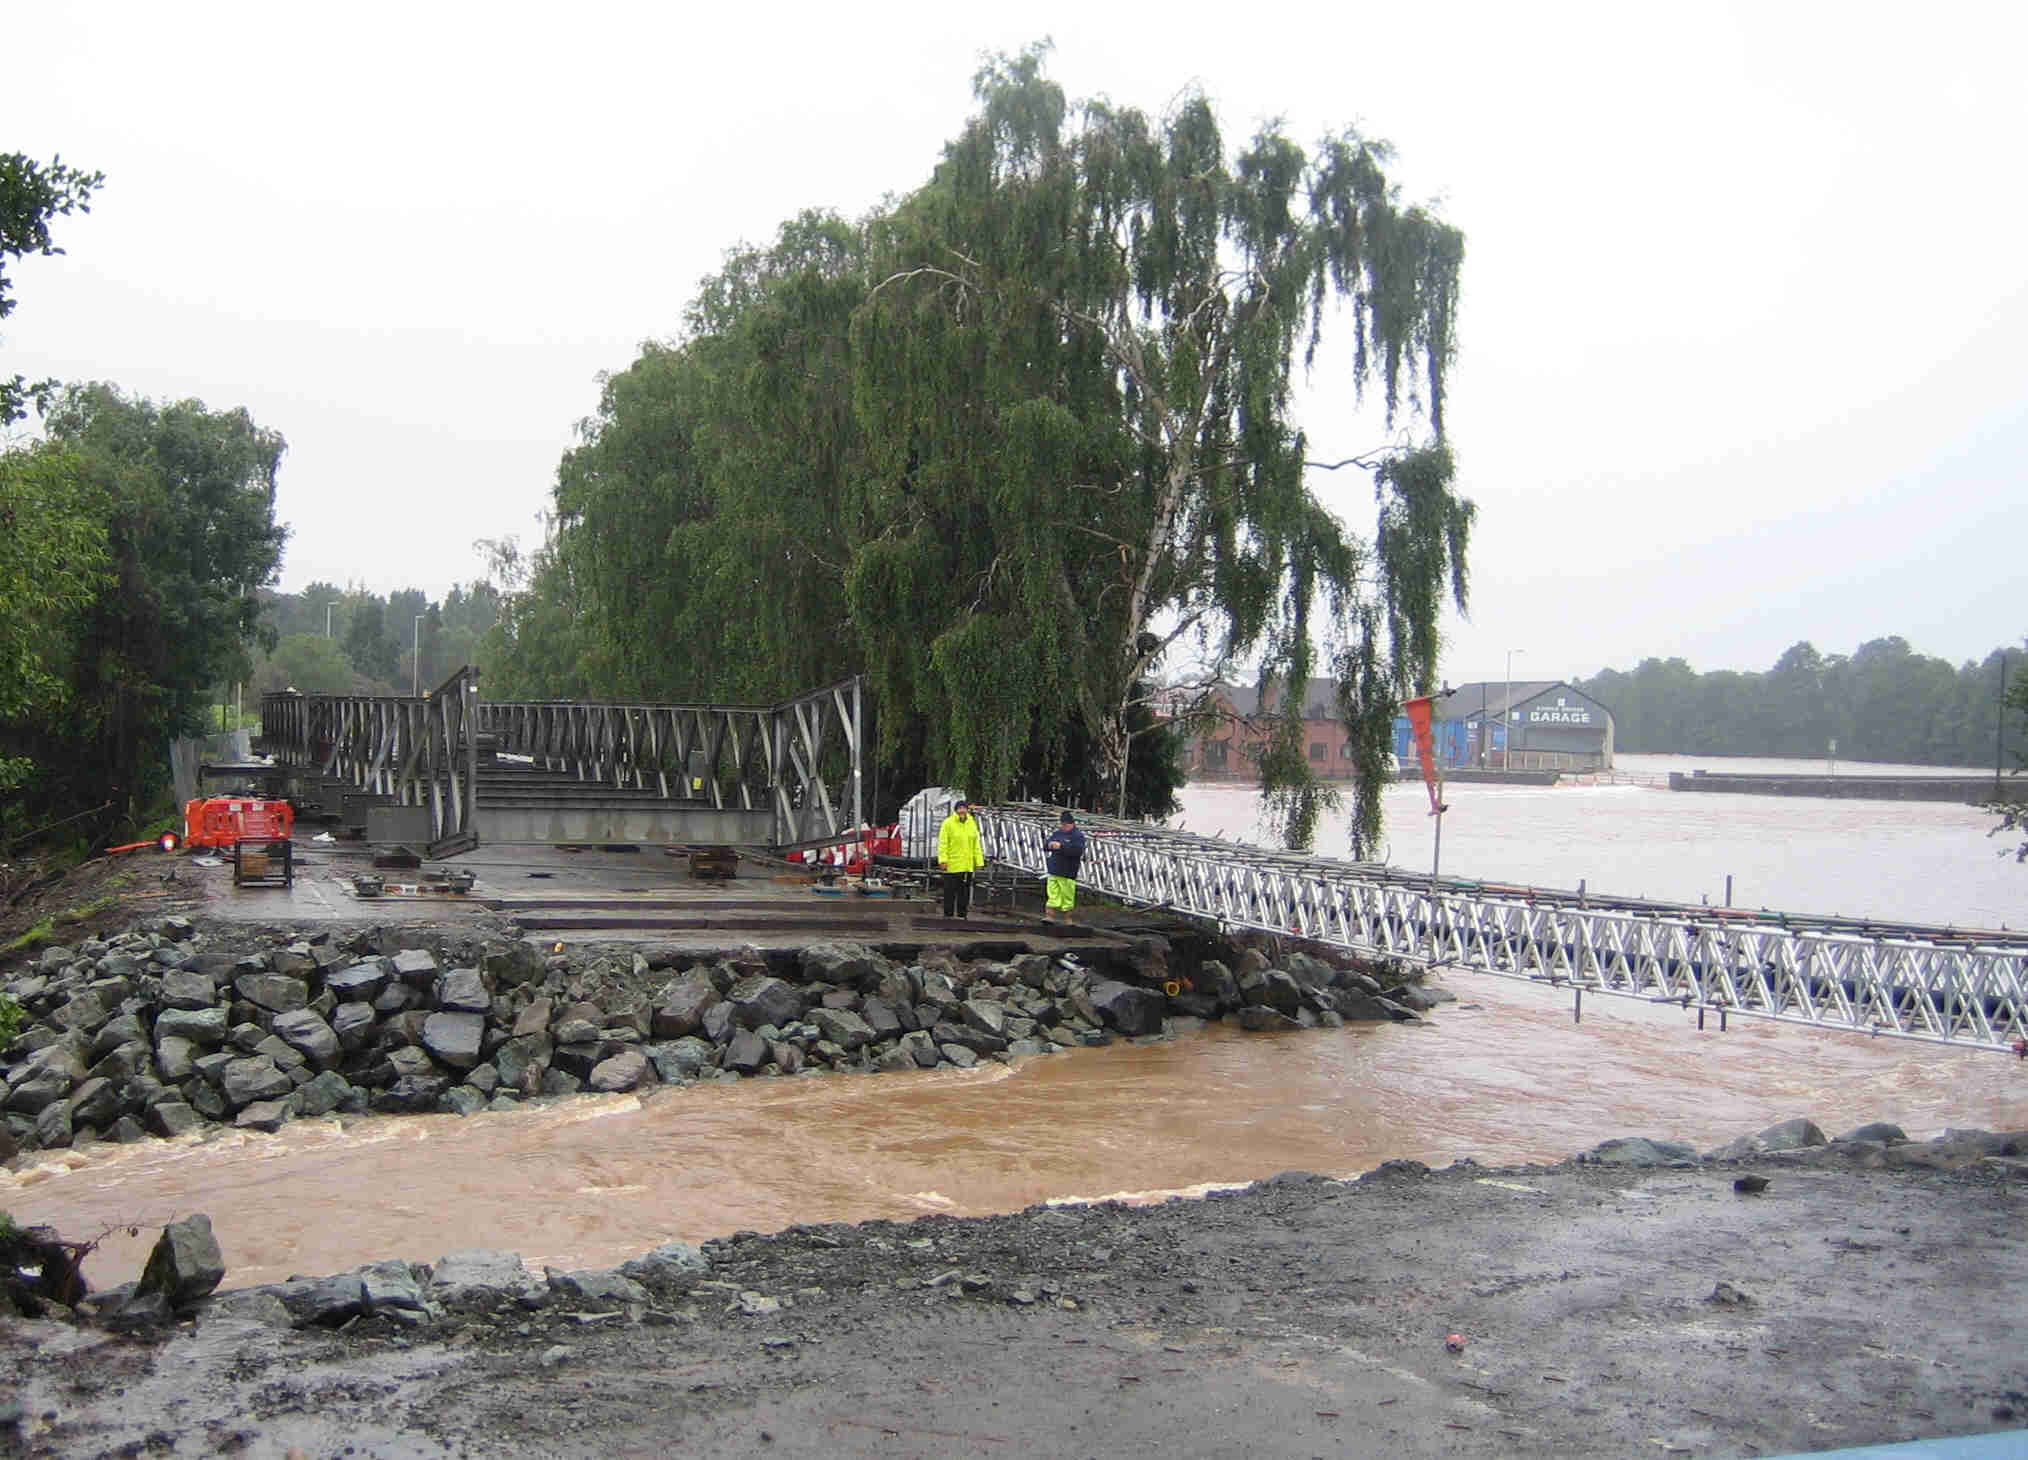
976,805,2028,1052
260,674,861,855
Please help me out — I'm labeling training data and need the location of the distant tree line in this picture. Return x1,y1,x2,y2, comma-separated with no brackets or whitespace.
251,580,500,701
1576,637,2025,768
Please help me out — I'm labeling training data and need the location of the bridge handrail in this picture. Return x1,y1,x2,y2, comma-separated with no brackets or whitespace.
974,803,2028,1052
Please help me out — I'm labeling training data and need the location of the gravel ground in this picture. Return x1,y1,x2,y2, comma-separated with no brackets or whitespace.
5,1138,2026,1459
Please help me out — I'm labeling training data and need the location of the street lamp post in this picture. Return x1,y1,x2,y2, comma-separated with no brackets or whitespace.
326,603,334,637
413,614,425,698
1503,649,1524,769
1997,650,2011,801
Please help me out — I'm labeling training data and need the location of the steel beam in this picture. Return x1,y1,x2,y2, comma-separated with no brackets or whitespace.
261,674,863,857
975,804,2028,1052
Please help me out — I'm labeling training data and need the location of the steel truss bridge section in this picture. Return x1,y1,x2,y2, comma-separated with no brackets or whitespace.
976,805,2028,1052
259,674,862,857
260,667,481,858
477,678,863,852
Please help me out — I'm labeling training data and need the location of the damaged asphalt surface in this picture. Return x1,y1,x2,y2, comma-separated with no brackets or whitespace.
6,1141,2027,1458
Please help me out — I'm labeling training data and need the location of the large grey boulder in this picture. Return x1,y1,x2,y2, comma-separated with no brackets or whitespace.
326,961,391,1004
221,1057,294,1109
801,941,887,987
390,948,440,987
35,1100,73,1148
440,1085,487,1117
899,1030,940,1068
652,978,720,1038
809,1007,875,1051
550,1002,606,1045
588,1049,650,1092
294,1070,356,1118
1244,970,1304,1017
430,1250,546,1312
1192,960,1239,1006
435,968,490,1014
6,1068,76,1116
86,1040,150,1084
1282,952,1339,990
1237,1007,1302,1033
331,1002,378,1053
646,1037,714,1082
930,1021,1006,1055
545,1267,650,1309
421,1012,486,1070
360,1259,429,1316
271,1009,340,1068
372,1075,449,1113
67,1076,122,1128
156,1006,229,1046
234,1098,293,1133
960,999,1008,1039
728,975,803,1031
700,1000,738,1044
483,940,544,988
153,1034,198,1083
234,973,309,1015
1839,1121,1909,1146
619,1241,709,1282
49,990,112,1035
1388,983,1449,1012
1587,1136,1699,1167
493,1033,552,1091
512,998,552,1038
1705,1118,1828,1161
89,1013,147,1060
860,998,906,1040
724,1030,770,1074
277,1272,368,1327
917,971,961,1013
1088,980,1166,1037
137,1214,226,1308
145,1101,201,1138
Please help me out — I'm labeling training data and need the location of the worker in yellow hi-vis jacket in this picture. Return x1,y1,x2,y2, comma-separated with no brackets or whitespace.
937,798,985,919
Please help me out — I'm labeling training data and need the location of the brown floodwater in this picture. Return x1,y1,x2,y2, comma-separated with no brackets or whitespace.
7,974,2026,1293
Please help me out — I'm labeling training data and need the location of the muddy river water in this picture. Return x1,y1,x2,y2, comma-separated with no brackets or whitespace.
6,770,2026,1291
8,977,2025,1293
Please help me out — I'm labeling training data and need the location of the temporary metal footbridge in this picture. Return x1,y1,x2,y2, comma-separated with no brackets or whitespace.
976,805,2028,1053
259,669,863,859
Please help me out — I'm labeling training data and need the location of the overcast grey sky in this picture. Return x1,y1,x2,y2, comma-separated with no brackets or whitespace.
7,2,2024,687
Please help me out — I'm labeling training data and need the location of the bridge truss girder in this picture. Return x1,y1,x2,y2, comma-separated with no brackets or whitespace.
259,673,861,858
976,805,2028,1052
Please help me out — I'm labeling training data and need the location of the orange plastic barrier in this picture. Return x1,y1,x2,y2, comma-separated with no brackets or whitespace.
182,797,295,851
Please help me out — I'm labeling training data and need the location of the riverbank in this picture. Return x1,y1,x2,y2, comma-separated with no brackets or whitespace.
0,890,1437,1163
4,1121,2025,1457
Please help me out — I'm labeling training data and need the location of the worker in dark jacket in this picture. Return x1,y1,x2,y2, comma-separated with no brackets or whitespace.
1042,810,1087,923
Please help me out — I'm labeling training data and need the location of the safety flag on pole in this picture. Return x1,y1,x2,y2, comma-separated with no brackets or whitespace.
1403,694,1444,816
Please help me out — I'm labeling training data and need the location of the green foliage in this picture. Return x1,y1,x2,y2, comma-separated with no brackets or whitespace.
493,48,1469,843
1,153,104,425
0,385,288,841
0,993,23,1049
2,921,54,956
1577,637,2025,767
341,597,398,682
0,445,110,801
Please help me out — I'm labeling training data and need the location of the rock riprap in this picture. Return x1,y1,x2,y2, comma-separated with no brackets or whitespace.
2,923,1441,1154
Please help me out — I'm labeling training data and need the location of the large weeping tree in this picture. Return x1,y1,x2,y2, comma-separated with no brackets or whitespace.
851,45,1471,849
